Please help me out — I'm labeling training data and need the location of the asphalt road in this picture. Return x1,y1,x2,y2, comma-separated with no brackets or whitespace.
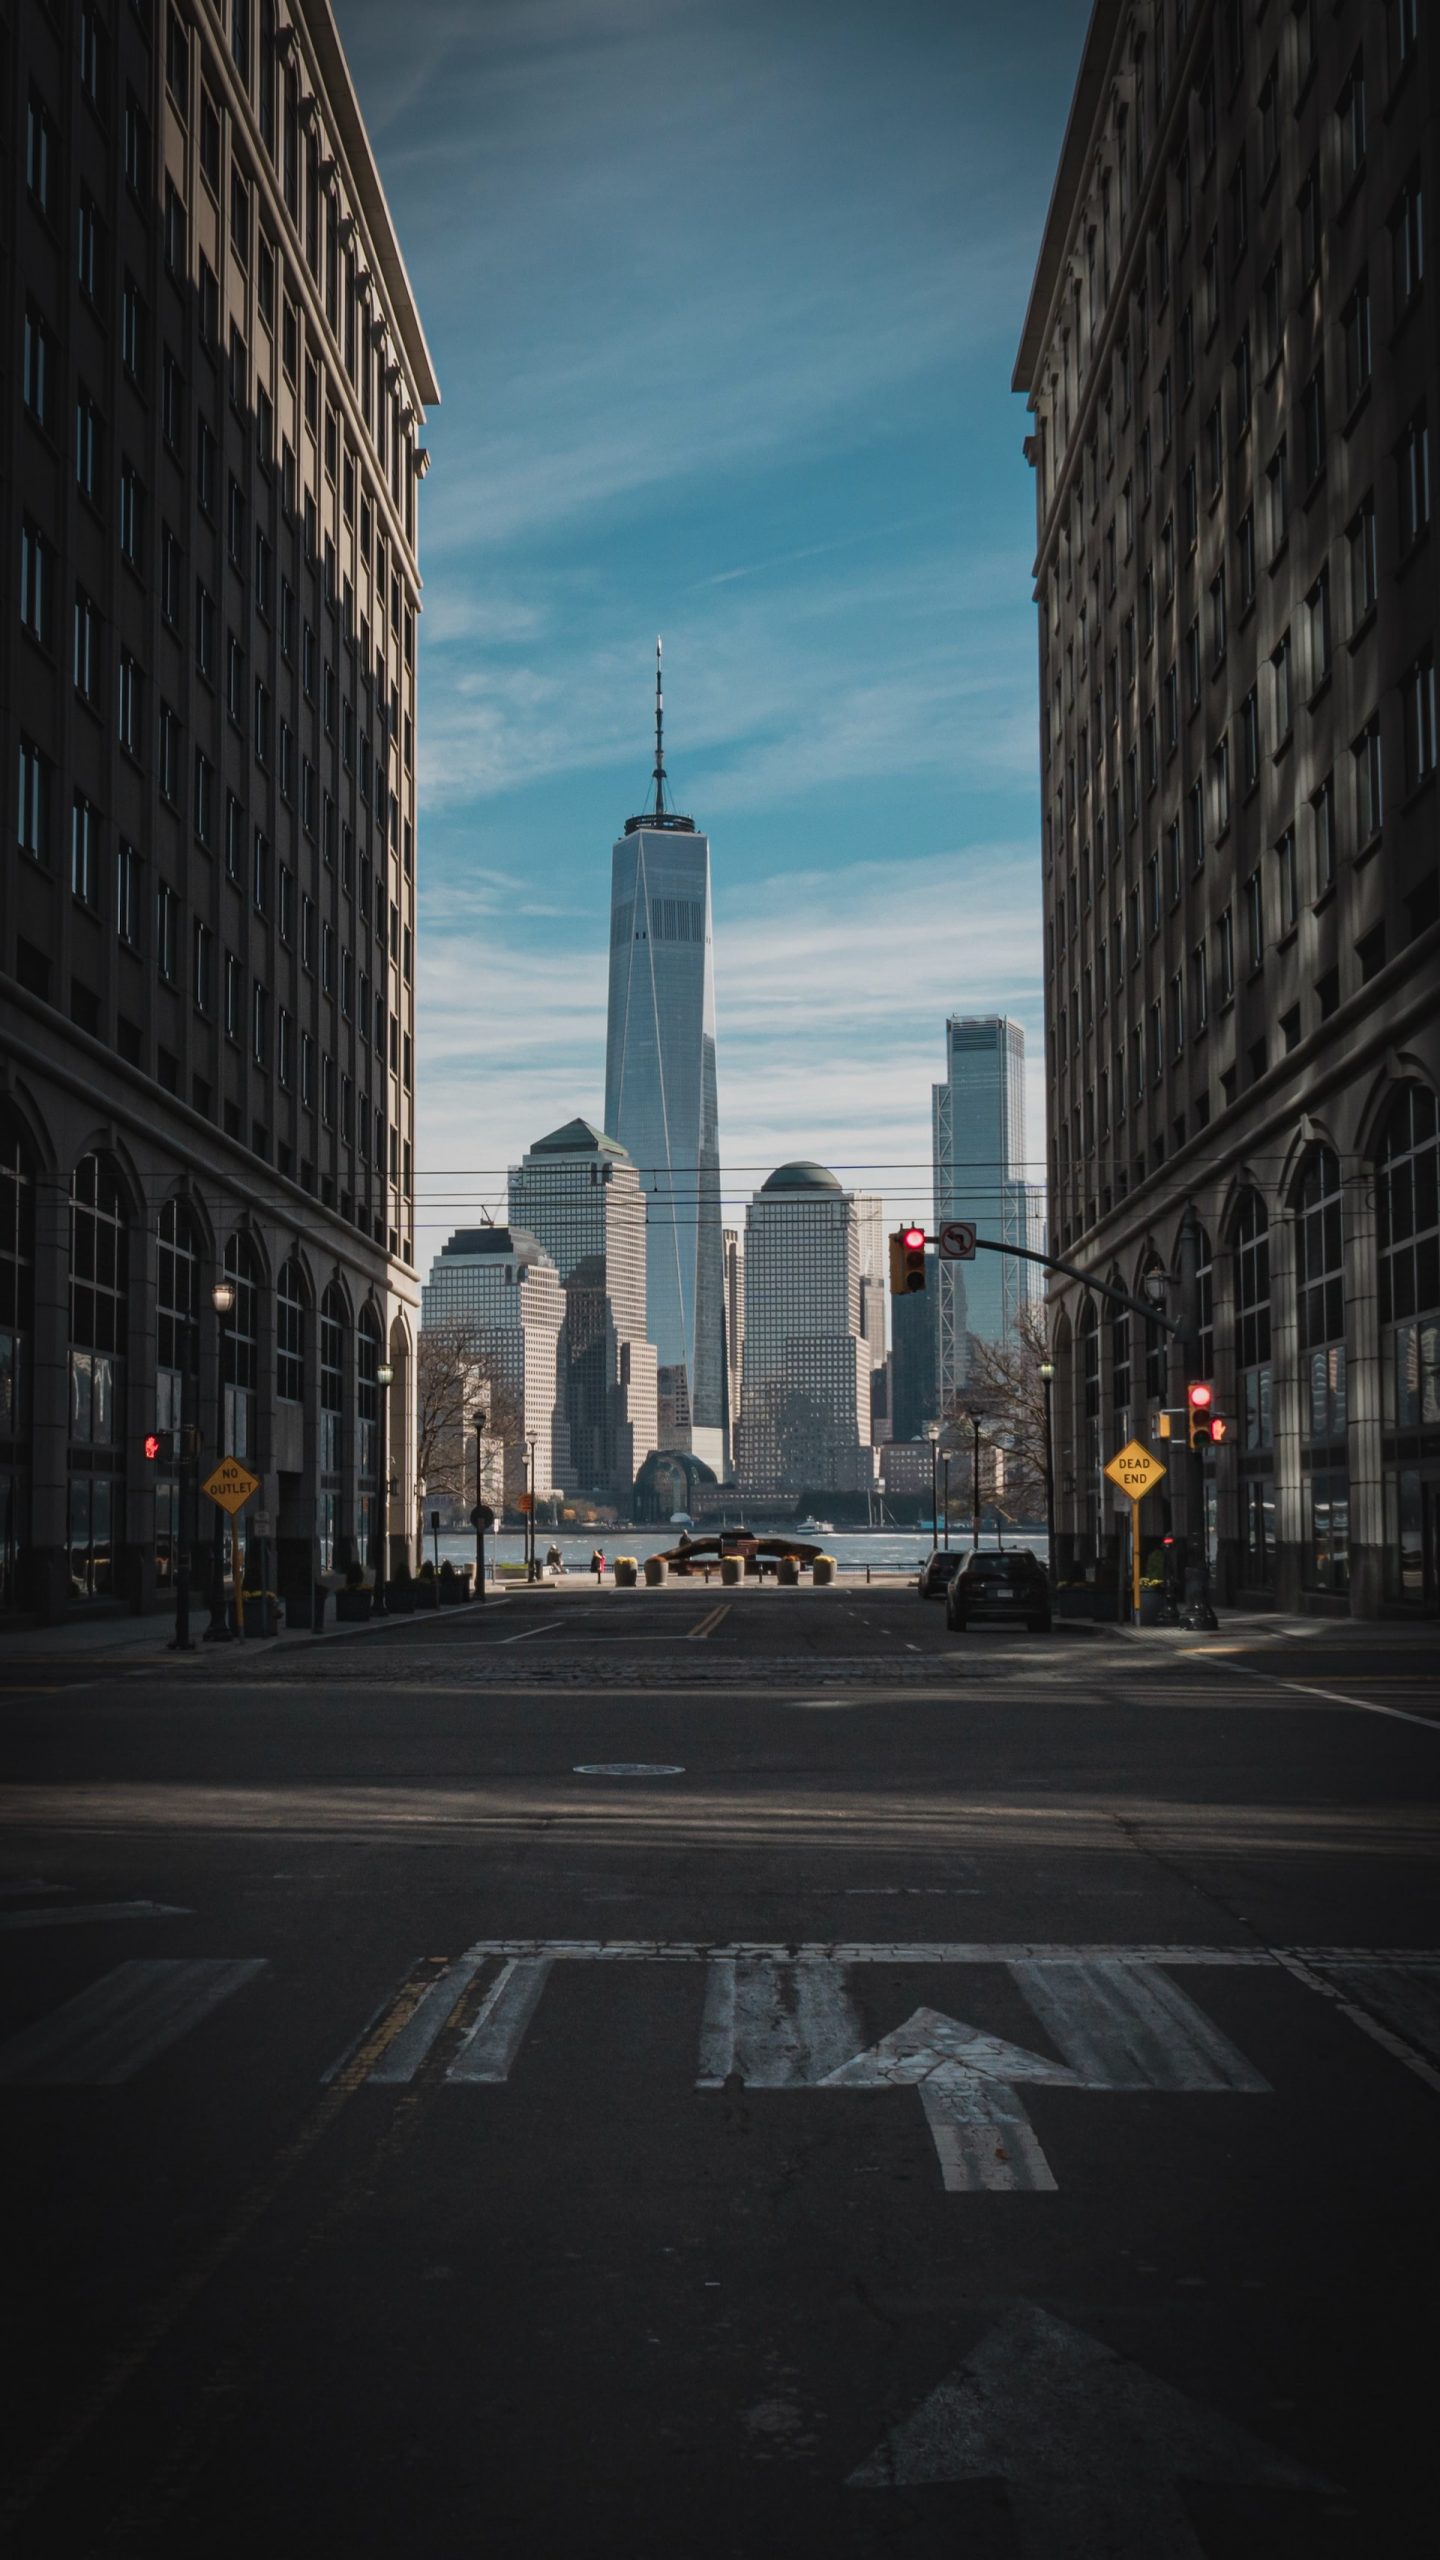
1,1587,1437,2557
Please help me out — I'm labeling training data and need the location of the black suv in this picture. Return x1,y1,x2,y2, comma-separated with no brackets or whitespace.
918,1550,965,1599
944,1549,1052,1633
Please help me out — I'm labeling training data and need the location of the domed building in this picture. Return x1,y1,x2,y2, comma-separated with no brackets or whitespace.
633,1447,719,1525
737,1160,877,1501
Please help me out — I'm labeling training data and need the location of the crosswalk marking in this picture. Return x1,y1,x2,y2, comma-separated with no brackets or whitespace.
1010,1959,1270,2091
1325,1962,1440,2065
360,1953,491,2085
0,1959,265,2086
447,1956,552,2082
697,1955,862,2087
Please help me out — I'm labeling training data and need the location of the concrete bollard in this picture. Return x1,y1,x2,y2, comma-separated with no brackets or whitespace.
719,1556,742,1586
643,1555,666,1587
777,1556,799,1586
613,1557,638,1588
811,1555,836,1587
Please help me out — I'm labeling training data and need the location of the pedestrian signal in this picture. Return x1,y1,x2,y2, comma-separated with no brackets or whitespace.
888,1227,927,1295
143,1432,166,1461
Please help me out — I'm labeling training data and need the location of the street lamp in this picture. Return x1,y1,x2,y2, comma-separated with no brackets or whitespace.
205,1276,235,1639
941,1453,950,1544
525,1432,538,1582
1039,1359,1057,1576
415,1474,426,1571
473,1409,488,1604
965,1407,985,1550
374,1359,394,1613
925,1422,940,1546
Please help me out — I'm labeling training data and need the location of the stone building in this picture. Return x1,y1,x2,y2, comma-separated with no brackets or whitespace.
1015,0,1438,1613
3,0,435,1619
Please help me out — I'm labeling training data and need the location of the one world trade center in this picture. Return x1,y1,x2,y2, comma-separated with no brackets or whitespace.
603,646,727,1475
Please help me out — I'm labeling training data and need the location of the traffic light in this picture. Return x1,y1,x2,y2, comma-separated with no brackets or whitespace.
888,1226,927,1295
1186,1380,1216,1449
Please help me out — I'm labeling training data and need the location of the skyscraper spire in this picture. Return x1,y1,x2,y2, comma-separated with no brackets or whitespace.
651,636,666,817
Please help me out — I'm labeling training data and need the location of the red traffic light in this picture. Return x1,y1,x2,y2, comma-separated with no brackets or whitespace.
1186,1381,1214,1411
901,1226,926,1251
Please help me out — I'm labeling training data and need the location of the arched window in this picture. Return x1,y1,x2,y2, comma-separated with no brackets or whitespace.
155,1199,201,1590
1294,1147,1347,1591
223,1231,262,1462
1079,1296,1100,1543
276,1258,306,1404
357,1304,381,1566
1138,1249,1166,1403
1377,1085,1440,1602
1233,1189,1273,1587
1109,1276,1131,1440
1195,1221,1214,1376
319,1283,346,1568
69,1154,128,1597
0,1118,36,1608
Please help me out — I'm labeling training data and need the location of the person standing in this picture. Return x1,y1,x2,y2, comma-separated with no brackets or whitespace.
591,1547,606,1583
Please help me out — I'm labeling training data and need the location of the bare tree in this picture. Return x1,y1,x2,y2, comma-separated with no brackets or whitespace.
945,1301,1050,1521
414,1323,489,1508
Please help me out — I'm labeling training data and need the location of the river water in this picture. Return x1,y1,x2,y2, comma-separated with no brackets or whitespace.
424,1525,1052,1581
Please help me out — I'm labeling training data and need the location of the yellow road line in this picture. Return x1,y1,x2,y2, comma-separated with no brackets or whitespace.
687,1604,730,1640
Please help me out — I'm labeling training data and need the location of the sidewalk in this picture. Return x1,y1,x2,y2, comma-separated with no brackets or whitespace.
1109,1608,1436,1653
0,1594,511,1666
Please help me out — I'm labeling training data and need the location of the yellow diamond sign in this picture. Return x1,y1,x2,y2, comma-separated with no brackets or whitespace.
1103,1439,1167,1502
202,1455,261,1515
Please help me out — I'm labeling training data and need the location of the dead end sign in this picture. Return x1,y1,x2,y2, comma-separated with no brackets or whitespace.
1103,1438,1167,1502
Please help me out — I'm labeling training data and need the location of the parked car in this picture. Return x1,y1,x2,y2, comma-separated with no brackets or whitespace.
918,1549,965,1599
945,1549,1052,1633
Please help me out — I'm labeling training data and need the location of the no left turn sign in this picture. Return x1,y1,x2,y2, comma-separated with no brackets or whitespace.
939,1221,977,1260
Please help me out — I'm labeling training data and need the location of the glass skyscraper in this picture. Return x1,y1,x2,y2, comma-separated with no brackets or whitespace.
603,649,726,1473
932,1016,1036,1405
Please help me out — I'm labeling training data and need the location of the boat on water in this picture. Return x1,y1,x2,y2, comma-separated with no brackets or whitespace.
795,1516,833,1534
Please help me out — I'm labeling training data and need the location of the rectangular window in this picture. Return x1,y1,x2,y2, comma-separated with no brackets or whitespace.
19,519,51,645
155,881,178,982
23,304,56,433
73,589,99,700
1337,55,1366,196
1299,162,1320,283
17,737,52,862
1276,829,1298,932
1302,365,1327,487
1313,773,1336,892
1353,717,1384,844
226,794,243,880
227,635,245,728
1306,569,1332,694
225,953,242,1040
252,831,271,913
1397,411,1431,551
1266,439,1290,555
120,275,146,379
200,88,221,191
116,840,140,946
118,464,144,568
26,88,59,219
193,918,213,1013
117,652,143,760
1403,653,1438,790
1241,686,1260,791
252,982,269,1066
1244,869,1264,973
1392,175,1425,312
1185,776,1205,871
194,750,214,845
77,189,104,300
161,528,181,628
1342,275,1372,413
279,866,295,944
1190,938,1208,1034
278,1009,294,1090
1261,254,1283,372
1218,906,1235,1001
1212,736,1231,836
1272,631,1293,743
1208,567,1227,665
124,91,151,197
157,701,180,802
71,793,99,903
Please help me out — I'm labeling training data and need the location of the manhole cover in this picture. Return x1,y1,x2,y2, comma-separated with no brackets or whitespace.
572,1762,685,1776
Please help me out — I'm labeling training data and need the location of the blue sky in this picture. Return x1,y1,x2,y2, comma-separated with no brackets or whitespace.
336,0,1085,1262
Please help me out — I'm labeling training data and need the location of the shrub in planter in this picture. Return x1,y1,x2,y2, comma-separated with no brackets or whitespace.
388,1562,416,1614
335,1585,373,1621
613,1556,638,1588
242,1588,279,1636
777,1556,799,1587
811,1555,836,1587
437,1559,472,1605
415,1561,440,1610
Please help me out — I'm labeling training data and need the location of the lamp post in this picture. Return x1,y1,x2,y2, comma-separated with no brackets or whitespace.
966,1408,984,1550
941,1454,950,1544
473,1410,487,1603
926,1422,939,1545
374,1360,393,1613
415,1475,425,1572
525,1433,538,1582
205,1276,235,1639
1039,1359,1056,1577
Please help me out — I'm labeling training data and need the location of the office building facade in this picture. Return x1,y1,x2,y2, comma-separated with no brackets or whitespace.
1016,0,1439,1613
736,1161,874,1498
603,654,726,1475
420,1227,566,1505
3,0,435,1618
932,1016,1034,1405
508,1119,658,1502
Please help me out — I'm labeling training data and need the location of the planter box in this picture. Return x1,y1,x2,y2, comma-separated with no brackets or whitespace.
335,1589,373,1622
243,1600,279,1637
719,1557,742,1587
414,1583,440,1610
437,1579,472,1606
643,1557,666,1587
613,1560,638,1588
811,1557,835,1587
1137,1589,1166,1626
386,1586,417,1614
777,1558,799,1587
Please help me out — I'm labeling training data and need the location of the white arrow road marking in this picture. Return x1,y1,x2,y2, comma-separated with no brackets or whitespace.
446,1956,552,2082
696,1955,863,2087
0,1958,265,2085
0,1900,193,1933
820,2005,1079,2192
1010,1958,1270,2090
848,2302,1335,2552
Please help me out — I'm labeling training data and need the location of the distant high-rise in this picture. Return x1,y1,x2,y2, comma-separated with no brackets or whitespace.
421,1229,567,1504
853,1191,889,1439
722,1227,744,1450
932,1016,1033,1408
508,1120,658,1502
737,1162,874,1499
603,646,726,1474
